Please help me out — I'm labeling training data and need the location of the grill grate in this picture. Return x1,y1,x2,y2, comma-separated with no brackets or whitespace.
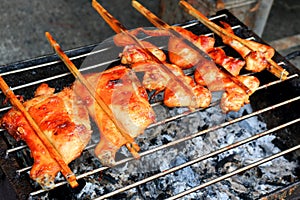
0,9,300,200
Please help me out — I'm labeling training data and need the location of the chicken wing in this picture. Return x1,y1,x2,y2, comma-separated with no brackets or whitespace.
131,61,211,109
219,21,274,73
73,66,155,166
1,83,92,189
123,27,245,74
194,66,260,113
115,32,211,109
115,33,166,65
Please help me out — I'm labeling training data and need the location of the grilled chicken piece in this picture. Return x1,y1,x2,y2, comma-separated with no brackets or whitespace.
125,27,245,74
114,31,166,65
194,66,260,112
131,60,195,92
170,26,245,74
219,21,274,72
131,61,172,93
119,41,166,65
73,66,155,166
132,61,211,108
116,34,211,109
220,75,260,113
164,74,212,109
207,47,245,76
1,83,92,189
168,26,215,69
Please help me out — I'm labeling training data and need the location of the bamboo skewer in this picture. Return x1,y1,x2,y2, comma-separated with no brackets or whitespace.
131,0,212,61
45,32,140,159
179,0,289,80
92,0,199,108
0,76,79,188
92,0,126,34
131,0,252,95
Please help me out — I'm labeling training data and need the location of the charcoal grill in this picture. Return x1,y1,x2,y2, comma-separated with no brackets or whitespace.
0,9,300,200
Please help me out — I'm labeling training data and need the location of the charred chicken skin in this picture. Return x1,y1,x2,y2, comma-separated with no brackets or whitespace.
73,66,155,166
1,83,92,189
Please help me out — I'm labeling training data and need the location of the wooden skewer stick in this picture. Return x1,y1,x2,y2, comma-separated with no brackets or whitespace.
131,0,252,95
179,0,289,80
92,0,200,108
45,32,140,159
92,0,126,34
131,0,212,61
0,76,78,188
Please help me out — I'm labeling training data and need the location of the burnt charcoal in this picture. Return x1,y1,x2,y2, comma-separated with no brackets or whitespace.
161,134,173,144
72,179,87,194
170,154,200,188
156,193,171,199
200,123,209,131
256,167,263,178
150,137,157,145
215,154,237,173
272,137,288,151
102,173,118,184
282,175,294,183
115,151,128,162
47,185,76,200
235,129,246,137
294,164,300,177
110,192,128,199
238,193,252,200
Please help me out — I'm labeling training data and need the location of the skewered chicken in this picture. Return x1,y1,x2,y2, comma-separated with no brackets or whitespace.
92,1,211,110
1,83,92,189
118,40,166,65
129,1,259,113
131,61,175,93
113,28,167,65
179,0,288,80
73,66,156,166
166,26,246,74
123,26,245,76
113,31,212,109
132,61,211,108
218,21,274,73
194,66,260,112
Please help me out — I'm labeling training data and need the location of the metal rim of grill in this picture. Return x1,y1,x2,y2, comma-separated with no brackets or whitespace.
0,10,300,200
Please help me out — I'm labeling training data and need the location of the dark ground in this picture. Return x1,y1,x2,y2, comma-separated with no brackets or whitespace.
0,0,299,67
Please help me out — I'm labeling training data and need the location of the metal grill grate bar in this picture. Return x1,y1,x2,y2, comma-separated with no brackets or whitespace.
95,119,300,200
28,96,300,197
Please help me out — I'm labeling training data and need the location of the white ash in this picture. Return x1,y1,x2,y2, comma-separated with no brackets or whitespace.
32,103,298,200
104,103,297,200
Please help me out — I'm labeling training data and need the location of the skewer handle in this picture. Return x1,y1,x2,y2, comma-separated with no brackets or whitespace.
92,0,126,33
0,76,78,188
